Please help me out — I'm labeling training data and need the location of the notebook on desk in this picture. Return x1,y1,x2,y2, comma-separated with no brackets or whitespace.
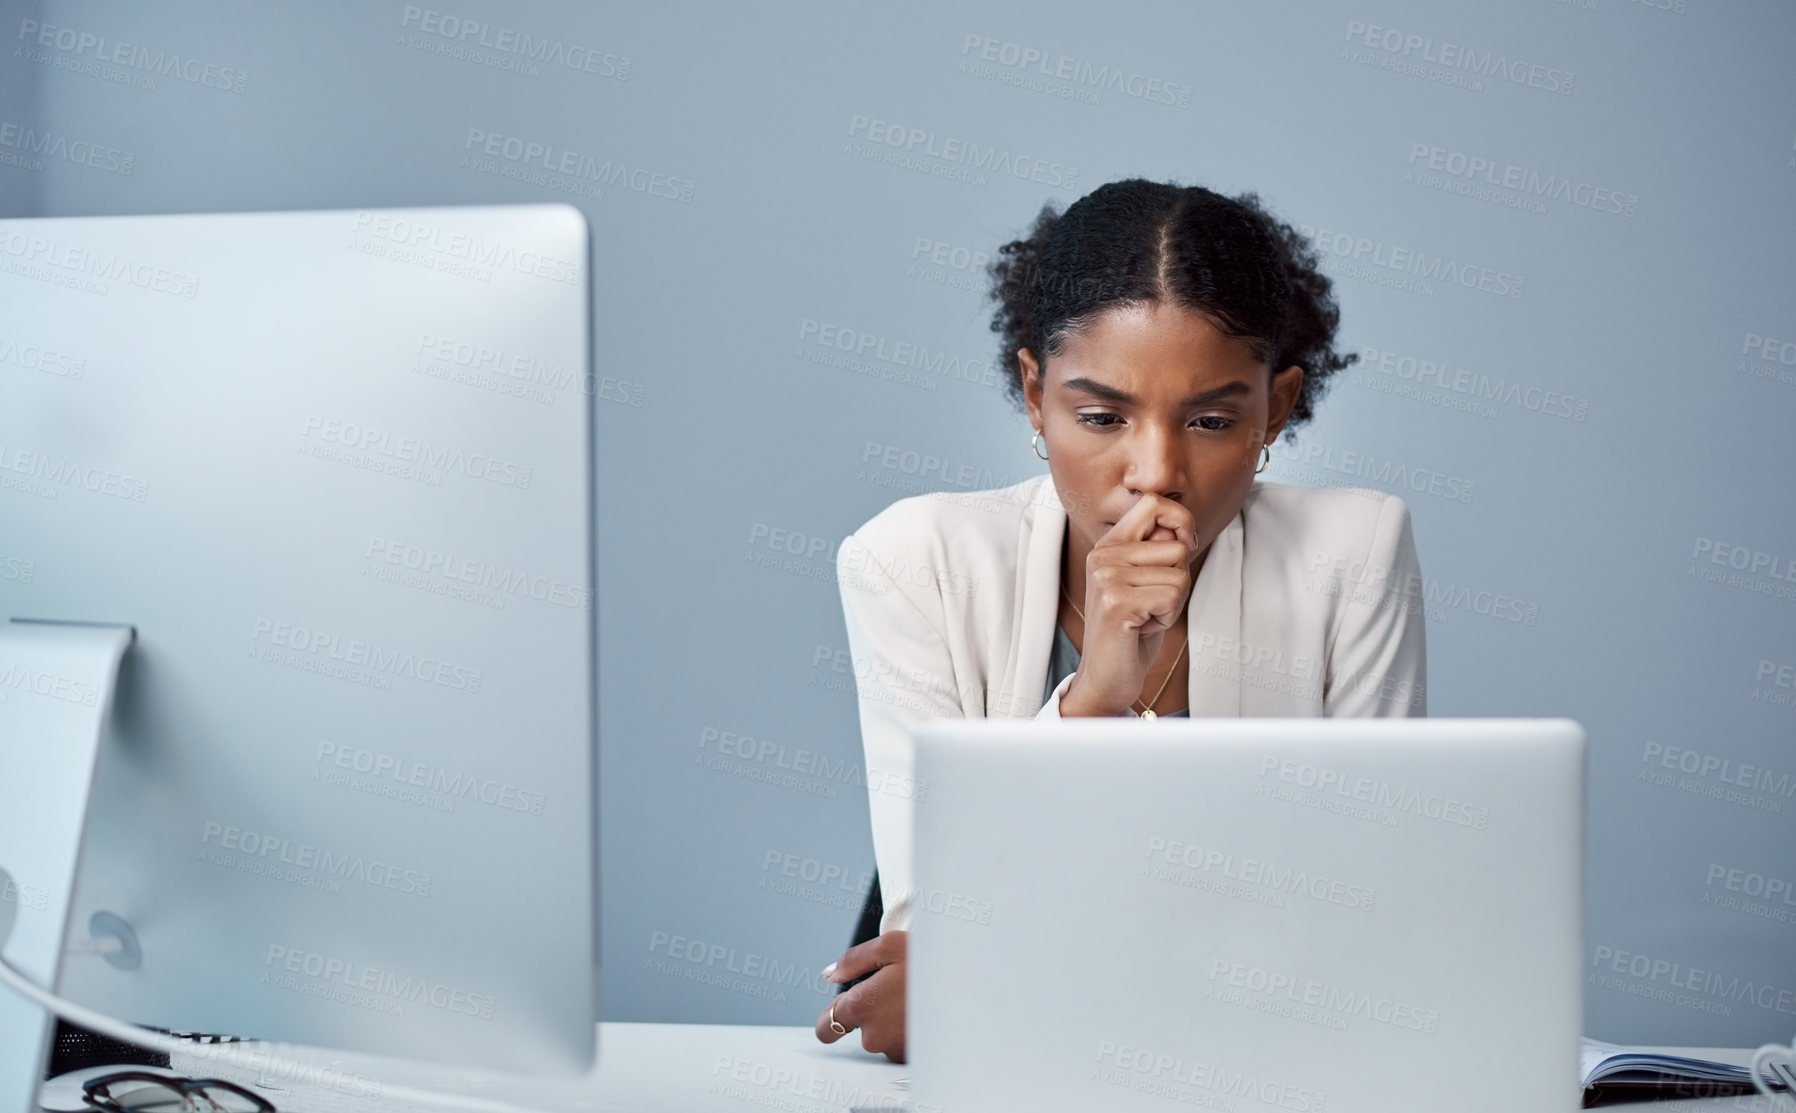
1581,1039,1786,1106
906,718,1586,1113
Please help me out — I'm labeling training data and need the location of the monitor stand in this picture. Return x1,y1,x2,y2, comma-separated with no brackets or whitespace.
0,620,134,1111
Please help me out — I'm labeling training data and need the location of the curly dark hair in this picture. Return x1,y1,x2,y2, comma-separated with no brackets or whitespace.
988,178,1353,435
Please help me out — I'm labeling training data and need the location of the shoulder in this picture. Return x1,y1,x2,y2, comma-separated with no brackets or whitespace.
1242,481,1418,574
844,474,1056,564
837,476,1055,618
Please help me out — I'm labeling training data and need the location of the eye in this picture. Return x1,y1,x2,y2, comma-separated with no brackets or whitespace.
1074,411,1123,428
1191,415,1236,432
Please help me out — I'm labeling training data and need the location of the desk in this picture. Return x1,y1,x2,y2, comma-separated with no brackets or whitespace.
169,1023,908,1113
167,1026,1773,1113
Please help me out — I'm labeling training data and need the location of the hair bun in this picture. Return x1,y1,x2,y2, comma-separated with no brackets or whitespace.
987,202,1061,389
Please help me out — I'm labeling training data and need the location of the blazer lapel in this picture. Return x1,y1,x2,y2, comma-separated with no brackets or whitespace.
1008,477,1065,717
1185,509,1244,717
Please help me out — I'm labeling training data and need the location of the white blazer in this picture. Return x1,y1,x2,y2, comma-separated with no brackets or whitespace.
835,475,1428,933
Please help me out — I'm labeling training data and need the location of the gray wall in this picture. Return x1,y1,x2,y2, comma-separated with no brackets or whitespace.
0,0,39,213
3,0,1792,1045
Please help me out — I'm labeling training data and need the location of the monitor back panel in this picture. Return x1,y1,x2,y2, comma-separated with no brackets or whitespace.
0,205,596,1072
909,718,1584,1113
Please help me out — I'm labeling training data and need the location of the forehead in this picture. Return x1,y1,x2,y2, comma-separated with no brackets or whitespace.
1051,303,1266,384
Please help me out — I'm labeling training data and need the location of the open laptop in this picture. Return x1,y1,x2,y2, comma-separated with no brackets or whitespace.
907,719,1585,1113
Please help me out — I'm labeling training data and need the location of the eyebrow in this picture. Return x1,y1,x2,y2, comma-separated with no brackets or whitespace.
1061,376,1254,407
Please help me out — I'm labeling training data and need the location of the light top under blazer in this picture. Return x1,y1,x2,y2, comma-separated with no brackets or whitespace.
835,475,1428,934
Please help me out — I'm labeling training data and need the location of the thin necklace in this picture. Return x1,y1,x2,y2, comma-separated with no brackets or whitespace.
1059,585,1188,720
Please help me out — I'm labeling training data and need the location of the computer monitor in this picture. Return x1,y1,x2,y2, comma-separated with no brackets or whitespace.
0,205,598,1084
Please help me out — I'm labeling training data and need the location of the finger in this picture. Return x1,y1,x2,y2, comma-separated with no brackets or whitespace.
822,930,899,985
1088,563,1189,597
1137,585,1190,632
1111,587,1189,634
1085,570,1190,634
1083,592,1184,636
850,968,905,1060
1100,495,1198,553
1148,497,1199,552
1098,493,1169,545
814,987,859,1044
1089,539,1192,569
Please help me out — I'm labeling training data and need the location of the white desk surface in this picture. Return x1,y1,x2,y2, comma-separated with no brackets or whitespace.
169,1022,908,1113
167,1024,1774,1113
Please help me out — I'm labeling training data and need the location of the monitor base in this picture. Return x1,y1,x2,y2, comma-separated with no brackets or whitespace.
0,620,133,1109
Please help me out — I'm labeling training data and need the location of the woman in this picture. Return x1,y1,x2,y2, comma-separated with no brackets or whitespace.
814,179,1427,1061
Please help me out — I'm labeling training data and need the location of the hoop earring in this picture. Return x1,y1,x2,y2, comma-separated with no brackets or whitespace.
1255,445,1270,474
1031,431,1049,461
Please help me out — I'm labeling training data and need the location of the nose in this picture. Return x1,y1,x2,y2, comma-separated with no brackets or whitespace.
1122,422,1186,503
